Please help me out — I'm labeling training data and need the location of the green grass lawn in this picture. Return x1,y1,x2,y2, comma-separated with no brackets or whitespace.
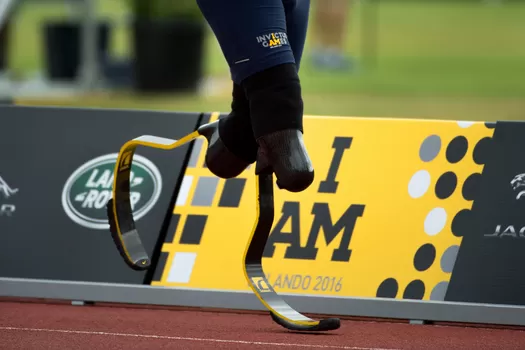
7,0,525,121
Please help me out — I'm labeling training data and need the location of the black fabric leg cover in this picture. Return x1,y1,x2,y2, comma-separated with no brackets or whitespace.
243,63,314,192
219,83,258,163
203,84,258,179
242,63,303,138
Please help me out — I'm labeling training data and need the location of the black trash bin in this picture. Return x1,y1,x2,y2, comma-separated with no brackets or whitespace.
43,20,110,81
132,18,205,93
0,20,10,71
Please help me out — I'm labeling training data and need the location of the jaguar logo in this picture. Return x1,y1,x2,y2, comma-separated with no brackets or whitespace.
0,176,18,199
510,174,525,200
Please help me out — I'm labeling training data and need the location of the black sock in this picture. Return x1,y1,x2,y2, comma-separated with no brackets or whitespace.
218,83,258,163
241,63,303,139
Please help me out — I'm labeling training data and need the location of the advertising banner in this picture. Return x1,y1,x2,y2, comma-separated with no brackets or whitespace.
0,106,201,284
152,114,494,302
445,121,525,306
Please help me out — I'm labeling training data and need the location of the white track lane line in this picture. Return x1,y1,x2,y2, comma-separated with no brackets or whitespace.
0,326,400,350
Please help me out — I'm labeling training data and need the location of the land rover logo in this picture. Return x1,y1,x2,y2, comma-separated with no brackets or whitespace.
61,153,162,229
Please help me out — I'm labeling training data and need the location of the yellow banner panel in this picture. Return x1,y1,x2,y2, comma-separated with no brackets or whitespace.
152,116,493,301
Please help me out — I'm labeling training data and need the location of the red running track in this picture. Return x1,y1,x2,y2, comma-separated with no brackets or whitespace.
1,300,525,349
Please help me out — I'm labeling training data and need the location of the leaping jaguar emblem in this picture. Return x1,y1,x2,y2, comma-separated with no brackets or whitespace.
510,173,525,200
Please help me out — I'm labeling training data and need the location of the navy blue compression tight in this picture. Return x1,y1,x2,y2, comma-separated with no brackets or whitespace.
196,0,310,84
198,0,315,193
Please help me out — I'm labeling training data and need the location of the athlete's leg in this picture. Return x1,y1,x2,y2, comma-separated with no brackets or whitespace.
198,0,314,192
203,83,258,179
196,0,283,179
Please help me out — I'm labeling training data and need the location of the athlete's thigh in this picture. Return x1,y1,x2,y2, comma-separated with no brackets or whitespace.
283,0,311,70
196,0,295,84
